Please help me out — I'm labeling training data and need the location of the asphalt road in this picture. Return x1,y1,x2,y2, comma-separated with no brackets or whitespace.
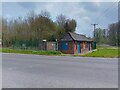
2,53,118,88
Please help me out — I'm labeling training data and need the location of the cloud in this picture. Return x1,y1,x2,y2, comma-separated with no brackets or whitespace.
0,3,2,17
2,2,29,19
2,2,118,37
17,2,36,9
80,2,100,12
81,17,91,23
1,0,119,2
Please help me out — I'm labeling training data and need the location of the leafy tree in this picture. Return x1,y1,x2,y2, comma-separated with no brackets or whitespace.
56,14,77,36
108,22,118,46
2,10,77,48
94,22,119,46
64,19,76,33
95,28,108,44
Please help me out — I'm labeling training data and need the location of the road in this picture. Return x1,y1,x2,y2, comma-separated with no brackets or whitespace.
2,53,118,88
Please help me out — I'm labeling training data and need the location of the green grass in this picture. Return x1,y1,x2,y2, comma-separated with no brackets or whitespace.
0,48,2,52
1,48,62,55
79,46,119,58
1,46,119,58
81,49,118,58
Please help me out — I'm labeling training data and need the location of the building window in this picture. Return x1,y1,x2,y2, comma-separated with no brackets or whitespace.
62,42,69,50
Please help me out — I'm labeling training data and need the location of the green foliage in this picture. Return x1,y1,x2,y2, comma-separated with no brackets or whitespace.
2,11,77,48
108,22,119,46
56,14,76,35
64,19,76,33
95,28,107,44
95,22,119,46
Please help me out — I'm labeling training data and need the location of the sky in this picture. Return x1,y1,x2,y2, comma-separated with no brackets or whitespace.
1,1,118,37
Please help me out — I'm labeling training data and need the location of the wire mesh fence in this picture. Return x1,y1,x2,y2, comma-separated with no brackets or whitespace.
2,40,58,51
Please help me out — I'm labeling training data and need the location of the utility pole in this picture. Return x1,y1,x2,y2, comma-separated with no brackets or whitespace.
91,24,98,40
91,24,98,49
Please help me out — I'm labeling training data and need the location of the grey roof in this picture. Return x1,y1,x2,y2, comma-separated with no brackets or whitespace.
60,33,73,41
61,32,93,42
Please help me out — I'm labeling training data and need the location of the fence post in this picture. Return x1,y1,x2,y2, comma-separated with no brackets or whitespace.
56,39,58,51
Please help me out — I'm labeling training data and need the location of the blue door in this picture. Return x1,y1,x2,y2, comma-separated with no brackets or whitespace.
77,42,81,53
88,42,90,51
62,42,68,50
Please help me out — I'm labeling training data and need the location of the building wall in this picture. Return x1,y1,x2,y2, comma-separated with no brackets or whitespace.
80,42,93,53
39,42,56,51
80,42,87,53
72,41,92,54
46,42,56,51
90,42,92,51
73,41,78,54
61,41,74,54
60,41,93,54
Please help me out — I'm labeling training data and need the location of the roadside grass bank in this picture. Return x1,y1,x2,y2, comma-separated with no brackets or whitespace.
1,48,62,55
75,46,119,58
1,46,119,58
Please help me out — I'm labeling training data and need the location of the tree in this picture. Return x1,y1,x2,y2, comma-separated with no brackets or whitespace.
56,14,77,38
0,18,2,40
95,28,108,44
64,19,76,33
2,18,11,47
108,22,118,46
40,10,51,19
2,10,77,48
94,22,119,46
56,14,67,29
118,21,120,46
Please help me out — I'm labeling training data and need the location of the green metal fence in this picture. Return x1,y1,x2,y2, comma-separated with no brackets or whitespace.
92,42,96,50
11,40,39,50
3,40,58,51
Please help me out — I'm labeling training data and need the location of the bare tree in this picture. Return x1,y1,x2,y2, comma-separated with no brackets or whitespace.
56,14,67,29
40,10,51,19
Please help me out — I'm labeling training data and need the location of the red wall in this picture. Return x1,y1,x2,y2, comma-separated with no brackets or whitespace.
61,41,74,54
80,42,92,53
73,41,78,54
90,42,92,51
61,41,92,54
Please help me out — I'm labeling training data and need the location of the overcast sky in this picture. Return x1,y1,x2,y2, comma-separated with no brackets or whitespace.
2,2,118,37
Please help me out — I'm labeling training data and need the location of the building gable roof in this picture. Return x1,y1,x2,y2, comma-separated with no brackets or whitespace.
61,32,93,42
60,33,73,41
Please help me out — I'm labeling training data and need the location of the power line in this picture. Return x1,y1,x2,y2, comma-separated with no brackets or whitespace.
90,1,118,39
80,1,118,38
95,1,118,24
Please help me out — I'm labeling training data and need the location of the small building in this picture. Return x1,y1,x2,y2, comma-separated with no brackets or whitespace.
39,41,57,51
58,32,95,54
46,42,56,51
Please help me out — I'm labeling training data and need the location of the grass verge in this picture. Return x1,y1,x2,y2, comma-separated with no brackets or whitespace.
77,46,119,58
1,48,62,55
1,46,119,58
